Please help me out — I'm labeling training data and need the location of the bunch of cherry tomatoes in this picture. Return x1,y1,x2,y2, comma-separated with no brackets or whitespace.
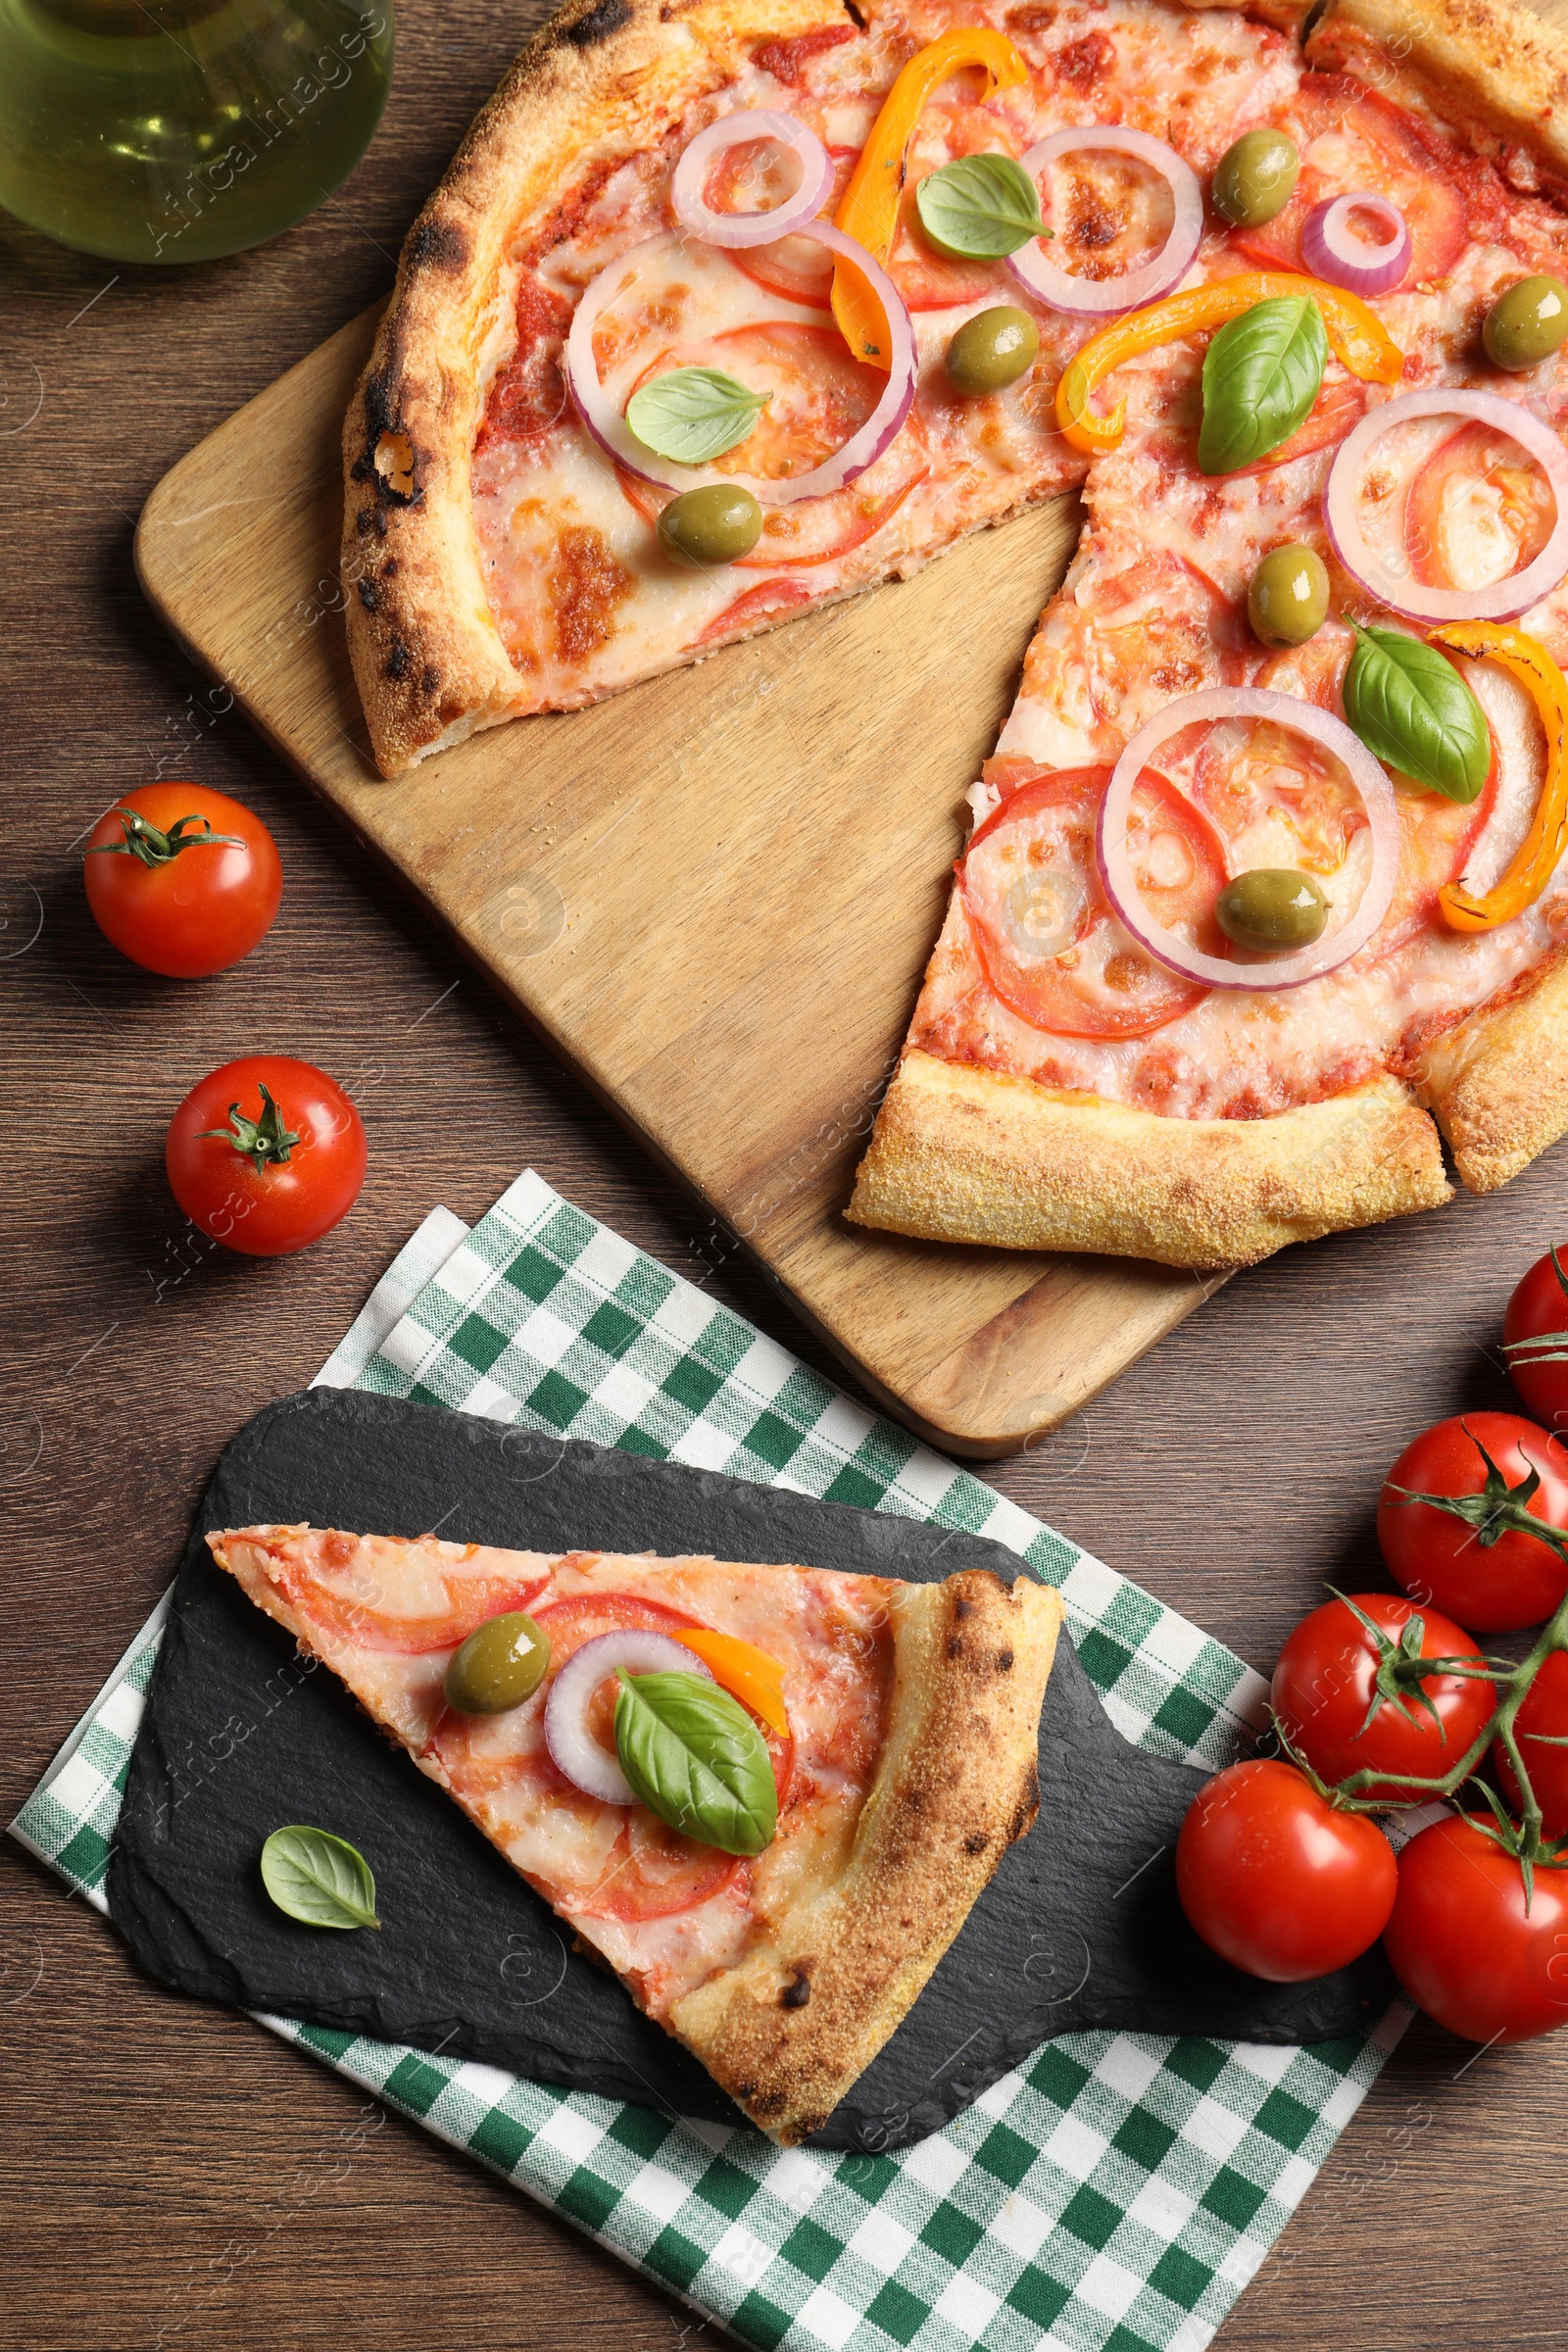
1178,1245,1568,2046
83,782,366,1255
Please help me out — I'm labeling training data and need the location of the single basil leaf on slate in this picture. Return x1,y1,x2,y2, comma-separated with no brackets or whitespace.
613,1670,778,1857
915,153,1044,260
1197,294,1328,475
625,367,770,464
1344,624,1492,803
260,1825,380,1930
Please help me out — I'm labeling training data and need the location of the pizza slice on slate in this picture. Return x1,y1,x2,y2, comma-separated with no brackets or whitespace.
209,1522,1061,2145
851,0,1568,1266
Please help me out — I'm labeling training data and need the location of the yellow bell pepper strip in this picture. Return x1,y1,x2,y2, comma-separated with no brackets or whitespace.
674,1628,790,1736
1432,622,1568,933
1054,272,1405,456
832,27,1028,368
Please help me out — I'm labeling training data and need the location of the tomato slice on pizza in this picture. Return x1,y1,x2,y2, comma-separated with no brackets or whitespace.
210,1522,1062,2145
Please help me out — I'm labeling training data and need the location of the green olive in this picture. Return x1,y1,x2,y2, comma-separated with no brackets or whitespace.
944,305,1040,395
444,1611,550,1715
1211,128,1300,229
657,484,763,568
1248,543,1331,648
1215,868,1329,952
1482,273,1568,371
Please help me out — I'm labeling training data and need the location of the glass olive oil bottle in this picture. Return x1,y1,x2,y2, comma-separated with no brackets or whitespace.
0,0,393,264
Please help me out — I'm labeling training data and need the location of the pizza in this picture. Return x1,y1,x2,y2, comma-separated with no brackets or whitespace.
342,0,1568,1268
209,1521,1062,2144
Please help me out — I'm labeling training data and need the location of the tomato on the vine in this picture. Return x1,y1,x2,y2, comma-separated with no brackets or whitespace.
1271,1593,1494,1800
1505,1247,1568,1431
83,783,281,977
1494,1648,1568,1836
1175,1759,1396,1982
1377,1411,1568,1632
1382,1812,1568,2044
166,1056,366,1256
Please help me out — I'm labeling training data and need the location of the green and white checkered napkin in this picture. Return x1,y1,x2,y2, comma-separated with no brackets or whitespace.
13,1172,1406,2352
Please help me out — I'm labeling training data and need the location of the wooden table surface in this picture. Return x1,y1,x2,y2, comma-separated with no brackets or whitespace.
4,7,1567,2345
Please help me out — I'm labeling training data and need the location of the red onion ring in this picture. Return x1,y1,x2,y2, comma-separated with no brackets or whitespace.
670,110,833,248
1096,689,1399,990
1324,388,1568,622
564,226,916,504
544,1629,712,1804
1006,128,1203,316
1299,191,1411,298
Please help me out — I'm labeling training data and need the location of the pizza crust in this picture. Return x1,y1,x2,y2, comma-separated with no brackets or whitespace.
847,1049,1453,1268
1413,943,1568,1192
670,1568,1063,2144
341,0,849,776
1306,0,1568,197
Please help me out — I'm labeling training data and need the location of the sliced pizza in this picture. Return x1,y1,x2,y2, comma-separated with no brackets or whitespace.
209,1522,1062,2144
341,0,1298,771
850,0,1568,1266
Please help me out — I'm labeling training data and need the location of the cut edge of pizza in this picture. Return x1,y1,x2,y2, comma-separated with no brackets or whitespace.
845,0,1568,1271
208,1522,1063,2145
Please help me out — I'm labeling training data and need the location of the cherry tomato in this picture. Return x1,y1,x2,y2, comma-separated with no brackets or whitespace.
166,1055,366,1256
1494,1649,1568,1836
1504,1246,1568,1431
1175,1759,1397,1982
1271,1593,1494,1800
1378,1412,1568,1631
1382,1812,1568,2044
83,783,281,978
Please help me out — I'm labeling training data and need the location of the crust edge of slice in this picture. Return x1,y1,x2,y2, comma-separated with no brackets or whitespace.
847,1049,1453,1270
669,1568,1063,2146
1306,0,1568,198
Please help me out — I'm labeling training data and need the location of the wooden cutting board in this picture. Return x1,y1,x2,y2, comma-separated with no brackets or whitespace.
135,306,1224,1456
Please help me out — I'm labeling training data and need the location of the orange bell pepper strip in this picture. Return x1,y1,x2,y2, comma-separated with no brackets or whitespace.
831,27,1028,368
674,1628,790,1736
1054,272,1405,456
1432,622,1568,933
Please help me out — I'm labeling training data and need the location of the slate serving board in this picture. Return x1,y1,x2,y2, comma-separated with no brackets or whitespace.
108,1392,1396,2149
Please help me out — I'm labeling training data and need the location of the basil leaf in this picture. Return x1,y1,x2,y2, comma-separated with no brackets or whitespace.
625,367,769,465
915,154,1044,260
614,1670,777,1856
260,1826,379,1930
1344,624,1492,802
1198,295,1327,475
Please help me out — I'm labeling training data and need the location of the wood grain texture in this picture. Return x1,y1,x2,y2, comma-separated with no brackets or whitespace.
133,303,1210,1457
5,1,1568,2345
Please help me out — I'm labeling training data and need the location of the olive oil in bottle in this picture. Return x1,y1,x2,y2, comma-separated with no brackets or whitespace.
0,0,393,265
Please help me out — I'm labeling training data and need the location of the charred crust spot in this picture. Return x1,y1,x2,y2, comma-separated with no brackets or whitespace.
354,507,374,536
751,2086,786,2116
904,1787,926,1812
1007,1761,1041,1840
953,1597,975,1620
781,1967,812,2009
964,1832,989,1854
407,216,468,272
564,0,631,44
946,1635,964,1659
997,1647,1014,1673
382,558,399,577
421,663,441,698
385,640,411,681
356,576,379,612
